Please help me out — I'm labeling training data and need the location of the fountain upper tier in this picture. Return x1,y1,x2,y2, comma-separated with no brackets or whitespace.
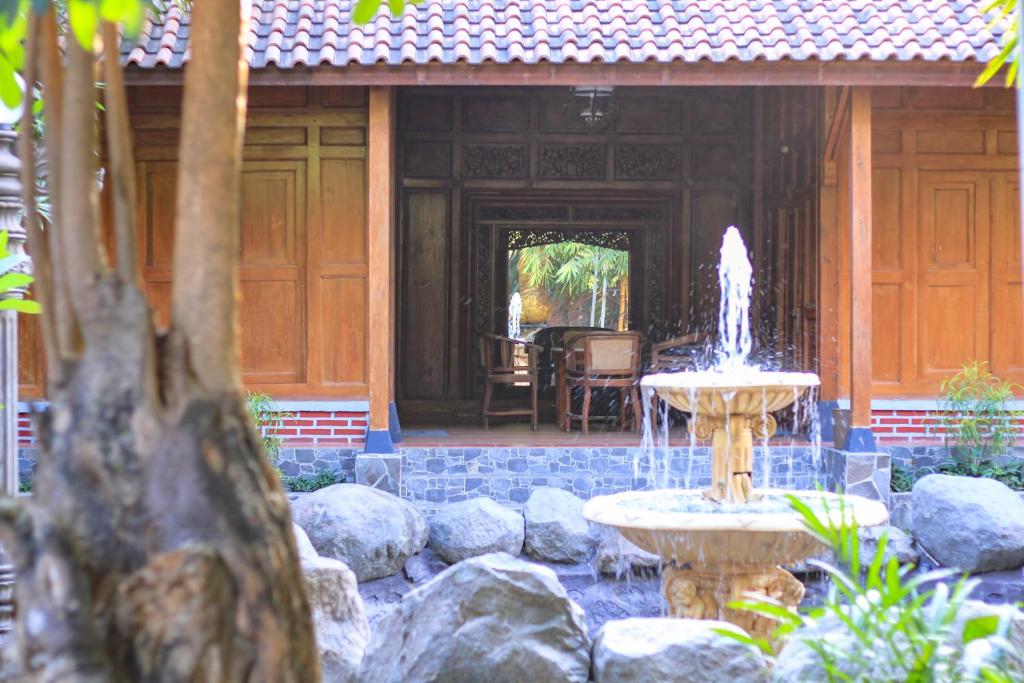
641,370,820,418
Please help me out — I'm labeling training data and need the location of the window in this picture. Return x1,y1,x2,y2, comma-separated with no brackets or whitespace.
507,242,630,340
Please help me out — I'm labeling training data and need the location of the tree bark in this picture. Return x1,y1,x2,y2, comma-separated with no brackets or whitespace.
170,0,249,394
0,4,320,681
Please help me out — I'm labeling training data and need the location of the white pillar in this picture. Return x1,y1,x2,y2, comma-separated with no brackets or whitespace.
0,126,24,638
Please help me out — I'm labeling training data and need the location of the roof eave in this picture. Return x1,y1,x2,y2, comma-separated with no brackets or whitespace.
123,58,994,88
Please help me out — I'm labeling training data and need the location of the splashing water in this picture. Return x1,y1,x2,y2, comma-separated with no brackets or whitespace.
716,226,754,372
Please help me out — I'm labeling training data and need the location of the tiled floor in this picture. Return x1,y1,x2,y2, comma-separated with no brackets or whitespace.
400,422,816,448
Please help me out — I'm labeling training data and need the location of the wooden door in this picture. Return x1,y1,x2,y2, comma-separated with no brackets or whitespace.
916,170,991,387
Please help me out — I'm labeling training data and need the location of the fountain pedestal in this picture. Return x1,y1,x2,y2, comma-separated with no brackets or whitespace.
695,413,776,504
663,563,803,641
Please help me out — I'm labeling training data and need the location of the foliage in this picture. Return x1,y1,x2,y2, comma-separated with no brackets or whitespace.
0,230,39,314
514,242,628,299
891,463,917,493
939,459,1024,491
246,392,292,466
17,477,30,493
283,469,344,493
719,493,1023,681
938,361,1022,474
977,0,1020,87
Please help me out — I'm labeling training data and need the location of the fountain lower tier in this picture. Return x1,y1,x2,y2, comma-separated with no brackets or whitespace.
583,489,888,641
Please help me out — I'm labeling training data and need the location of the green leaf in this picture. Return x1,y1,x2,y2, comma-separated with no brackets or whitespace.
962,614,1002,643
711,626,774,655
353,0,381,24
68,0,99,48
0,272,33,290
0,298,40,313
0,55,20,110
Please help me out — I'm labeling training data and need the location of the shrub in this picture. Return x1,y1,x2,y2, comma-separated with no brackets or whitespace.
283,470,344,493
939,362,1022,474
246,392,292,466
720,493,1023,681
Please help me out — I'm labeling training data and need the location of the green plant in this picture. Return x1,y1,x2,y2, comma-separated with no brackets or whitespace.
0,230,40,315
284,470,343,493
891,464,917,493
17,477,31,494
939,362,1022,475
246,392,292,466
939,459,1024,491
720,493,1023,681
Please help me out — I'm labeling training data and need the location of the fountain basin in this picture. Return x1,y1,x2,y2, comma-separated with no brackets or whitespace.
583,489,887,568
584,489,888,639
641,370,820,418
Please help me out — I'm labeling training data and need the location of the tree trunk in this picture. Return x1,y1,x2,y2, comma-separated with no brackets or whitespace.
0,5,320,682
599,276,608,328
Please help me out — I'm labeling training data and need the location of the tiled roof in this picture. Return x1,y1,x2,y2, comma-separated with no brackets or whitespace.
124,0,1007,70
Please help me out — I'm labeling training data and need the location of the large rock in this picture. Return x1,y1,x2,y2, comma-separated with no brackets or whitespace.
428,498,525,564
293,522,319,562
858,525,919,569
359,553,591,682
595,530,661,576
303,556,371,683
911,474,1024,573
292,483,428,581
524,487,598,563
592,618,768,682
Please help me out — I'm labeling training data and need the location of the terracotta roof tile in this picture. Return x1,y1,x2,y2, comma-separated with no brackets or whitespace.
124,0,1009,70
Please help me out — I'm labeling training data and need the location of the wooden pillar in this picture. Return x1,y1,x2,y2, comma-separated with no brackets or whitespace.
845,87,875,451
365,86,396,453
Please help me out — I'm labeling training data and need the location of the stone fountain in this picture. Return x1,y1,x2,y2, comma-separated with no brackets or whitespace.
582,226,887,641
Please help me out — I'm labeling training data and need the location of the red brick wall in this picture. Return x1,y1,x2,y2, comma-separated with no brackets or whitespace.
871,410,1024,445
17,409,370,449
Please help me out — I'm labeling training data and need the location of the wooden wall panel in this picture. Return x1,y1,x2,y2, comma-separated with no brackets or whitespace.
15,85,374,402
321,276,367,385
320,159,367,264
401,192,449,399
823,86,1022,398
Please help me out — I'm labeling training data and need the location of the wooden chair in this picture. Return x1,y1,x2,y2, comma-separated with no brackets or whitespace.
649,333,708,425
477,331,540,430
563,332,644,434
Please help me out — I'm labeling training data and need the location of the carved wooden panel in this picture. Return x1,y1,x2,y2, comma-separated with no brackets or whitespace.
872,284,902,383
872,168,903,271
691,143,737,181
990,175,1024,378
462,144,528,179
16,313,43,395
615,144,681,180
402,193,449,399
537,144,606,180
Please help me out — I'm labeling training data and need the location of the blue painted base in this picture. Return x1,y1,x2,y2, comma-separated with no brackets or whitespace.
363,429,395,454
843,426,877,452
389,401,403,444
818,400,839,443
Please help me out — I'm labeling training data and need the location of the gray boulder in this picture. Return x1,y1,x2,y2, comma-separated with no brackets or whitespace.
592,618,768,682
858,525,919,569
359,553,591,682
524,487,598,563
292,483,428,581
428,498,525,564
303,556,370,683
595,529,661,576
293,522,320,562
911,474,1024,572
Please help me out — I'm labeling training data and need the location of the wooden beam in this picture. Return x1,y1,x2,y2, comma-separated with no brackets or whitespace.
125,60,994,88
848,87,873,442
822,86,850,186
367,86,395,449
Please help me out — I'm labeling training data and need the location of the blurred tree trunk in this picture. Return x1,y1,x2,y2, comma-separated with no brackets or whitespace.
0,4,320,681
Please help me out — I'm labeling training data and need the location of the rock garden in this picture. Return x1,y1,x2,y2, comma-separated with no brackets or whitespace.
290,475,1024,682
